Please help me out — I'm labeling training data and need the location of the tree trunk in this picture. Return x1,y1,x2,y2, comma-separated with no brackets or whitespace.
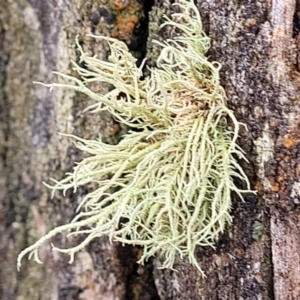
0,0,299,299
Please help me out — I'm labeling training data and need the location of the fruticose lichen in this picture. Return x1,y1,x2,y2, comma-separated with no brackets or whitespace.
18,0,251,275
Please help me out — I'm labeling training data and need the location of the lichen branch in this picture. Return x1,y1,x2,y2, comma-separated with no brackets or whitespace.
18,0,252,275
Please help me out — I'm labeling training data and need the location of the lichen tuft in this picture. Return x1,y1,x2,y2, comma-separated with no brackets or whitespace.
18,0,251,275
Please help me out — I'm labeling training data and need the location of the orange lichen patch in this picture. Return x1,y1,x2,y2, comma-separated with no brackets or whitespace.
296,164,300,176
108,0,142,42
254,181,264,194
244,18,257,28
277,175,285,183
113,14,139,39
113,0,131,11
270,182,280,193
283,134,297,149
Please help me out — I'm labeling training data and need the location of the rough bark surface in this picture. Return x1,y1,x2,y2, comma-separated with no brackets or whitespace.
0,0,299,299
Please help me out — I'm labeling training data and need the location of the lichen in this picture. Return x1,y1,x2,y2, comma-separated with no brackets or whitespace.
17,0,251,275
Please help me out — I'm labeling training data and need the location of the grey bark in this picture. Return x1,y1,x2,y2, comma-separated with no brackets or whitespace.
0,0,299,299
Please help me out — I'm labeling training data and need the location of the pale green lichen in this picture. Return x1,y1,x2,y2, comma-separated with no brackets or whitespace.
18,0,251,275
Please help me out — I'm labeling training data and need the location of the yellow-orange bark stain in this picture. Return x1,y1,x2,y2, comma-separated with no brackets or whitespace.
283,134,296,149
244,18,257,28
112,0,131,11
254,181,264,194
113,14,139,39
277,175,285,183
109,0,142,41
270,182,280,193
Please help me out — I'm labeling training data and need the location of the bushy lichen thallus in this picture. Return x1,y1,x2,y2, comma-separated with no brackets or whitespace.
18,0,252,276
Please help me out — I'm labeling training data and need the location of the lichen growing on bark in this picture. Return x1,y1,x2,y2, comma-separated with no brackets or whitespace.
18,0,251,275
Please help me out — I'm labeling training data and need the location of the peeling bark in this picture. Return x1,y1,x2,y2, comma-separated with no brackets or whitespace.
0,0,300,299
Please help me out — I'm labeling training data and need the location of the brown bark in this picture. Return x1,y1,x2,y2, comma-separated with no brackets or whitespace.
0,0,300,299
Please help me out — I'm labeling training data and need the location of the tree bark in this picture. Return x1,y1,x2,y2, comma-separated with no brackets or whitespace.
0,0,299,299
